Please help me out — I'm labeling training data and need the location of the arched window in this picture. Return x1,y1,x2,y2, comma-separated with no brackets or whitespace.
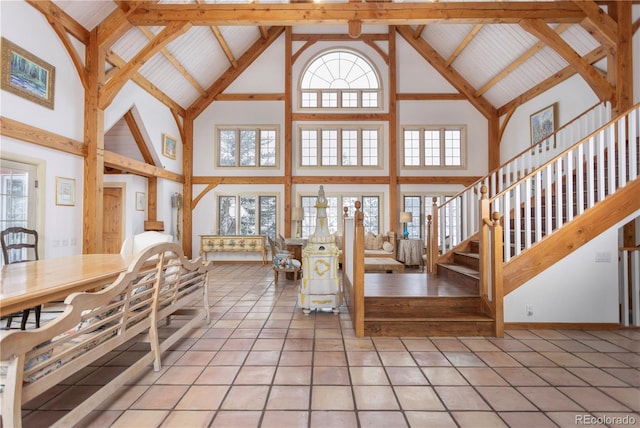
299,50,381,109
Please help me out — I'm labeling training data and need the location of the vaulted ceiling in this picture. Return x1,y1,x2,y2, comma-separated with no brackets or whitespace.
30,1,638,120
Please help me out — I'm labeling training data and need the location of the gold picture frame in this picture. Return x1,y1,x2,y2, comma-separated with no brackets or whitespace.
1,37,55,109
162,134,177,159
135,192,145,211
530,103,557,152
56,177,75,206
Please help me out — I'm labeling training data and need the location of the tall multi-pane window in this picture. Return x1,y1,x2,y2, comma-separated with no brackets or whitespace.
400,194,458,242
298,127,380,168
403,196,421,240
216,126,278,168
401,126,466,168
300,50,382,110
299,194,380,238
218,195,277,238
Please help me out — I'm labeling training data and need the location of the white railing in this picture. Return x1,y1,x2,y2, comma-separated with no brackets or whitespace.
619,247,640,327
491,104,638,261
431,102,611,258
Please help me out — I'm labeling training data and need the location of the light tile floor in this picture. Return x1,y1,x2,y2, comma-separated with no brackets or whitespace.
14,263,640,427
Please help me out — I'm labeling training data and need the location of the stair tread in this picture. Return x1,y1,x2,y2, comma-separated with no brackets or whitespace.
439,263,480,278
455,251,479,259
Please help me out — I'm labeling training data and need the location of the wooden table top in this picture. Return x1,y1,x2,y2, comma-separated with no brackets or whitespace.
0,254,134,317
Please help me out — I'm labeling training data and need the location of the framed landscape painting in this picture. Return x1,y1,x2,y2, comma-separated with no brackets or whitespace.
56,177,75,206
530,103,556,152
1,37,55,109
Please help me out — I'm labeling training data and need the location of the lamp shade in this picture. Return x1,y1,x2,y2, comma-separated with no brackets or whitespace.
292,207,304,221
399,212,413,223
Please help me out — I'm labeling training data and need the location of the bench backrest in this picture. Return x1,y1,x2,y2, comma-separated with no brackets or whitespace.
0,242,211,420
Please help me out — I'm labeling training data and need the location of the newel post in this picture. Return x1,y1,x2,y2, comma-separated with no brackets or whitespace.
425,215,433,273
430,197,439,274
491,211,504,338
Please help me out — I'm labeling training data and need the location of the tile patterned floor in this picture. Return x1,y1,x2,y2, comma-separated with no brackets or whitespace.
12,263,640,427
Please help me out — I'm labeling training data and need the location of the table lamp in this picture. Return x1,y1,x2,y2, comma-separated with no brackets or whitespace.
292,207,304,238
400,212,412,239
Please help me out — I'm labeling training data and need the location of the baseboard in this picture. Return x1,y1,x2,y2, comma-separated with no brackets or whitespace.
504,322,622,330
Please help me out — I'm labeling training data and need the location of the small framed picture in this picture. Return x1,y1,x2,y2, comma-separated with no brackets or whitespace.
530,103,557,152
135,192,145,211
162,134,177,159
56,177,75,206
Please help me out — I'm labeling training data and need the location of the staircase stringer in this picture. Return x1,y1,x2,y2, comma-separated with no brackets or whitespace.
502,178,640,295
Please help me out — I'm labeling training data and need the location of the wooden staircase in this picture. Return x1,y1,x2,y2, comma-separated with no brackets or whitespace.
363,240,496,337
364,295,494,337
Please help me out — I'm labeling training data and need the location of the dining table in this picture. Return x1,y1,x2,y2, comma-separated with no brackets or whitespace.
0,253,135,317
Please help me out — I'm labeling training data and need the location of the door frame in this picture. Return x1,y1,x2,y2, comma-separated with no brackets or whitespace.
0,153,45,259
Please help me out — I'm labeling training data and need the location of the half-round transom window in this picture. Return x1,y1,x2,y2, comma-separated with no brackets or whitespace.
300,50,381,109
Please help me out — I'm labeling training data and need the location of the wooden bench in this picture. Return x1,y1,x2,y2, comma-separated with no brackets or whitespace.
364,257,405,273
0,242,213,428
200,235,267,264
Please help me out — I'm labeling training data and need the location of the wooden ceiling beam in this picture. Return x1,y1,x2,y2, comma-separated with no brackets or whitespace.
475,23,571,97
45,17,89,91
25,0,89,44
99,21,192,109
396,25,496,119
194,0,239,68
128,2,587,26
123,110,155,165
138,26,207,96
498,46,607,116
188,26,285,118
574,0,618,48
104,151,184,182
106,51,186,116
292,33,389,41
96,2,142,49
520,18,613,102
445,23,483,67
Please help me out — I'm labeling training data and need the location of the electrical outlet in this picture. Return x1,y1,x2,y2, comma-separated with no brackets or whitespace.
53,240,60,248
595,251,611,263
526,305,533,316
70,238,77,246
62,239,69,247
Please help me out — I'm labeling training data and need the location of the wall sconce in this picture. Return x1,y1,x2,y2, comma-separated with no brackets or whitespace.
292,207,304,238
400,211,412,240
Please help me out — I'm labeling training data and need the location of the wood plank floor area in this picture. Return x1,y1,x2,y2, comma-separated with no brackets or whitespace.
364,271,479,297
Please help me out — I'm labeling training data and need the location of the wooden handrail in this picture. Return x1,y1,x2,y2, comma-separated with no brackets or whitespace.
433,101,612,257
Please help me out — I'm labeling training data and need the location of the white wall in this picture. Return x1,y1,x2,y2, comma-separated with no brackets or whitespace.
1,1,85,259
500,76,600,162
505,210,640,323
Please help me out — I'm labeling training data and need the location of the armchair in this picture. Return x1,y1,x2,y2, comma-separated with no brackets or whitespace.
267,237,301,283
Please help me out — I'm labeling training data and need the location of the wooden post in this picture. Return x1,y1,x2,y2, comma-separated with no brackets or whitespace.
491,211,504,338
353,200,365,337
430,197,439,274
182,115,194,257
425,214,432,273
83,28,105,254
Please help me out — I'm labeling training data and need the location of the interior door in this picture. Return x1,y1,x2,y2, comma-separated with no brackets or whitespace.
103,187,123,254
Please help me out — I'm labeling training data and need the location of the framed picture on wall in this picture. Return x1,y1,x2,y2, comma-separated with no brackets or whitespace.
135,192,145,211
162,134,177,159
1,37,55,109
56,177,75,206
530,103,556,152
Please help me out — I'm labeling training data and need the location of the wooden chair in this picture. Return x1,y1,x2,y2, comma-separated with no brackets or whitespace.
1,227,41,329
267,237,301,283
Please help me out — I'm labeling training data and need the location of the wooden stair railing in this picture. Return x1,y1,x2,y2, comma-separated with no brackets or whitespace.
428,102,612,269
342,201,365,337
